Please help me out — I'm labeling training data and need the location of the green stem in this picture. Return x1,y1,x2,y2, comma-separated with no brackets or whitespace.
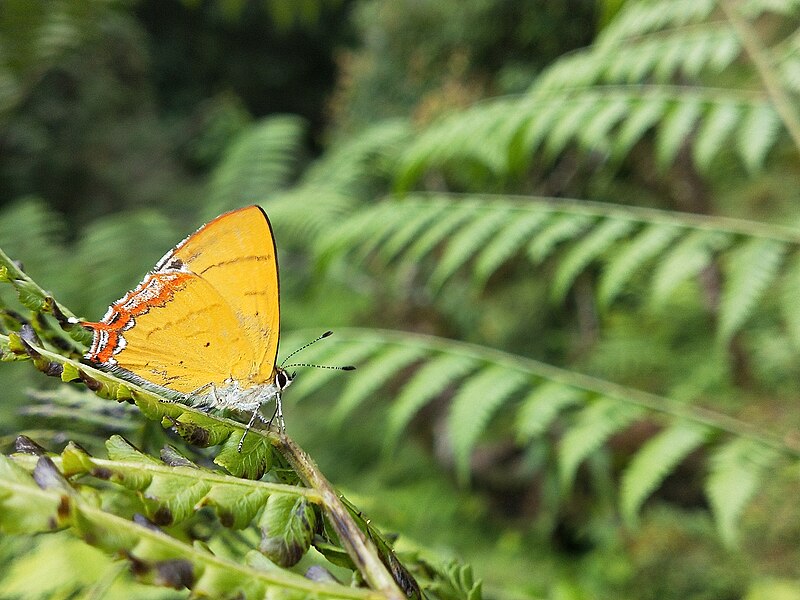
325,328,800,459
273,434,407,600
720,0,800,154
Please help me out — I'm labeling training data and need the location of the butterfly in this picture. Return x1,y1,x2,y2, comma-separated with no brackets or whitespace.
82,205,344,449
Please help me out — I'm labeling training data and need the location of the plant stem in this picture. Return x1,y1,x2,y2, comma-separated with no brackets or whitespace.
720,0,800,154
273,433,407,600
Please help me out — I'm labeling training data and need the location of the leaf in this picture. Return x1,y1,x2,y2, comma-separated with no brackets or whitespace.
620,422,710,526
705,438,780,546
693,101,740,171
599,223,683,307
448,366,529,484
718,238,786,344
206,115,304,216
551,217,636,302
612,96,669,159
402,201,482,265
384,353,478,454
527,214,596,264
473,210,551,286
780,252,800,352
737,103,782,173
429,208,510,291
378,201,451,264
656,98,702,169
331,344,427,426
650,230,732,308
558,398,641,493
258,493,317,567
515,382,586,442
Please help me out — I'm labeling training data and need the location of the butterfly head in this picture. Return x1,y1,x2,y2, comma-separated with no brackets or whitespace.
275,368,295,391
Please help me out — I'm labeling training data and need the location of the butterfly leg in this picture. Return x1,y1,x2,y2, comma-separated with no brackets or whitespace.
266,393,285,433
237,408,261,453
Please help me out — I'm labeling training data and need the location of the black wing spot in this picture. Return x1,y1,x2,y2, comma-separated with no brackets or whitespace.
204,341,211,347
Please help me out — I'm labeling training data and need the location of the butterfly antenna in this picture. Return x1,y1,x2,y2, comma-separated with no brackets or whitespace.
280,330,333,367
282,363,356,371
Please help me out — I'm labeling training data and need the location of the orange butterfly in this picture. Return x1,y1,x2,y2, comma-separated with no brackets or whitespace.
82,206,343,449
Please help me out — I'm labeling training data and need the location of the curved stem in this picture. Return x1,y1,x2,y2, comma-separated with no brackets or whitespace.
273,434,407,600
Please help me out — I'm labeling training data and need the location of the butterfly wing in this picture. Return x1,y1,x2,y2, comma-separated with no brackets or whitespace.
83,205,281,393
157,205,281,382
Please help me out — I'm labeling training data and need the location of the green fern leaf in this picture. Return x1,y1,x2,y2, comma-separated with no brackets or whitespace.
331,344,427,426
473,210,551,286
780,252,800,352
705,438,781,546
737,103,781,173
551,217,636,302
693,101,740,171
577,95,630,150
515,382,586,443
650,230,732,309
520,97,570,156
448,366,529,484
206,115,304,216
599,223,683,308
528,214,596,264
544,97,599,158
402,200,482,265
378,201,451,264
719,238,786,344
384,353,478,454
612,96,669,160
559,398,642,493
429,208,510,291
287,340,382,402
620,422,710,526
656,98,703,169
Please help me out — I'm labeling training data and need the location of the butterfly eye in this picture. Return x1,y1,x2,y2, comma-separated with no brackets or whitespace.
276,370,292,389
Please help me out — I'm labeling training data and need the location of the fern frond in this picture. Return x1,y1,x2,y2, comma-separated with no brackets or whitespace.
705,438,781,546
447,366,528,484
558,398,643,493
527,213,596,264
515,382,586,443
718,238,787,344
656,97,703,168
737,102,783,173
331,344,428,426
205,115,305,217
428,209,510,292
650,230,733,308
400,199,484,265
551,217,637,302
473,211,550,287
620,422,711,527
598,223,683,308
780,252,800,352
693,101,741,171
377,200,452,264
384,353,479,455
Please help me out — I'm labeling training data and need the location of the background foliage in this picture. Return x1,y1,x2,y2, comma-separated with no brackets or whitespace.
2,0,800,598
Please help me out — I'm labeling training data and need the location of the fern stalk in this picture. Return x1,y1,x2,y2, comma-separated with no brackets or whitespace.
330,328,800,460
274,435,408,600
720,0,800,153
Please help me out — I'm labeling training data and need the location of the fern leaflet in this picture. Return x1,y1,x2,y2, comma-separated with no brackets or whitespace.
620,422,711,526
705,438,781,546
447,366,528,484
718,238,787,344
551,217,637,302
527,213,595,264
559,398,642,493
515,382,586,443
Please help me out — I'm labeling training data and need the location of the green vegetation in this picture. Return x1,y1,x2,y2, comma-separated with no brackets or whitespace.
2,0,800,598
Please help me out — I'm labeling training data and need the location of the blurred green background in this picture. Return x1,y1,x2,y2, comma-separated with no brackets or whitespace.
2,0,800,598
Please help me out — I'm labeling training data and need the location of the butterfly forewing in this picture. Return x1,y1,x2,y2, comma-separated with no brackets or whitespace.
83,206,281,394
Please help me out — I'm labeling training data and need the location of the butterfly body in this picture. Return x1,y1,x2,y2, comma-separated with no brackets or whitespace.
82,206,288,441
